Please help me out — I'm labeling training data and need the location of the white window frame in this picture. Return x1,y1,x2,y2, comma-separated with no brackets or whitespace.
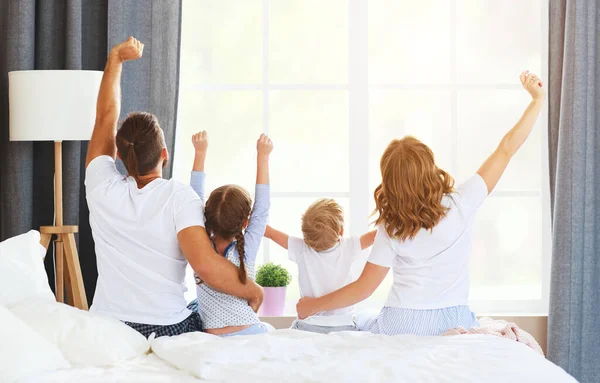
180,0,551,315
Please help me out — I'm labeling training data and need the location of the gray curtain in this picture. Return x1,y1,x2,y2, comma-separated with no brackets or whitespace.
548,1,600,382
0,0,182,303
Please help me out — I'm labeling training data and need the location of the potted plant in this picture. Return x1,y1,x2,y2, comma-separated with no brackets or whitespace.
255,263,292,316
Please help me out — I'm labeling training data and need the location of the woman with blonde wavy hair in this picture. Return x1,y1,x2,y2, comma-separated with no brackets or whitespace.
296,71,545,335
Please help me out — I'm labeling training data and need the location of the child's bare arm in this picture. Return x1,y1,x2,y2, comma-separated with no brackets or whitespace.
359,230,377,250
264,225,289,250
192,131,208,172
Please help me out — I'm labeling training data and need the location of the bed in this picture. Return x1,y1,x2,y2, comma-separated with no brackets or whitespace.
27,330,575,383
1,231,576,383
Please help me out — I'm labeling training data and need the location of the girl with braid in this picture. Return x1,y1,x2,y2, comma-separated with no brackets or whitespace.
189,131,273,336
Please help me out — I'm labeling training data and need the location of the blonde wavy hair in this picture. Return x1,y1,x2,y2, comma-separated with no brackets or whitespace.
301,198,344,252
373,136,455,241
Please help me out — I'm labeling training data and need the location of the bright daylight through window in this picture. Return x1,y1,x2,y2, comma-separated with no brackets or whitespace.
175,0,550,315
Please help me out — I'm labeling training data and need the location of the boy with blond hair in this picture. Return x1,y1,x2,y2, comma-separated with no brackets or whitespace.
265,198,375,333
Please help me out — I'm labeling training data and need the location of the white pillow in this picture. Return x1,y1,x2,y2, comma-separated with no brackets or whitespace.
11,299,150,367
0,304,70,383
0,230,55,308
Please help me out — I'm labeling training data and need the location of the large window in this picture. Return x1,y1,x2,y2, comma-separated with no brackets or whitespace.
175,0,551,315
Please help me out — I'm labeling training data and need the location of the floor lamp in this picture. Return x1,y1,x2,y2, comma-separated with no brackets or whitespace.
9,70,102,310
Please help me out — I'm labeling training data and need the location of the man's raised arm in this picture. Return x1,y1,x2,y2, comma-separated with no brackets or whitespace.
85,37,144,168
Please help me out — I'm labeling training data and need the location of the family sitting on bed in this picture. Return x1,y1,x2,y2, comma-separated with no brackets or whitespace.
85,37,545,339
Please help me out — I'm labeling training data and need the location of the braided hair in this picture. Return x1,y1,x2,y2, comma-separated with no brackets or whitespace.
234,231,247,284
203,185,253,284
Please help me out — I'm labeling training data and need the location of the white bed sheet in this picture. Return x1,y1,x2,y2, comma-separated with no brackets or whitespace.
23,354,200,383
30,330,575,383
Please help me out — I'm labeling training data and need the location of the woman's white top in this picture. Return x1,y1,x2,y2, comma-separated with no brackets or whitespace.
368,174,488,310
85,156,205,325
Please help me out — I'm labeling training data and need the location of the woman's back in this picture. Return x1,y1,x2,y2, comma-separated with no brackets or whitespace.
370,174,488,310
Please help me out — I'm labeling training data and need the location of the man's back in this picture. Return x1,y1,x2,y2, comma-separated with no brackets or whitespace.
85,155,204,325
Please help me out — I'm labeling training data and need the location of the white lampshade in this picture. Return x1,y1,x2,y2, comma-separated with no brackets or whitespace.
9,70,103,141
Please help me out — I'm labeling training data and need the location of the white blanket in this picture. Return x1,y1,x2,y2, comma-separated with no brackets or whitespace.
3,231,574,382
149,330,575,382
23,354,199,383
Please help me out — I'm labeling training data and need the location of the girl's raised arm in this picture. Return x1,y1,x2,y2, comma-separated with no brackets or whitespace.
244,134,273,262
477,71,545,194
192,131,208,172
190,131,208,203
256,133,272,185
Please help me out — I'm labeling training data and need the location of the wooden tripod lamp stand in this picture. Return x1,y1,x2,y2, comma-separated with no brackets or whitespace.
9,70,103,310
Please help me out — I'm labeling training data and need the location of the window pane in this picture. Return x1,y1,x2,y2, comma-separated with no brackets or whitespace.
369,90,453,206
269,0,348,84
181,0,262,84
469,196,543,301
457,90,542,191
172,90,263,193
269,91,349,193
456,0,543,84
177,0,549,316
369,0,452,84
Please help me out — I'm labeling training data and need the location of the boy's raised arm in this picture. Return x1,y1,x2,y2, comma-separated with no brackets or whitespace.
264,225,289,250
360,230,377,250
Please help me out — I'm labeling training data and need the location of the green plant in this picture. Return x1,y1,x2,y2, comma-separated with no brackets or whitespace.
256,263,292,287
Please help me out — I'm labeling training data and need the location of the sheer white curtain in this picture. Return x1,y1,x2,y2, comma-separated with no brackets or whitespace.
175,0,550,315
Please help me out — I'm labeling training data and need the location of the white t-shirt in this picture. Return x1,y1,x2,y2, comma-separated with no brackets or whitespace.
368,174,488,310
288,236,362,326
85,156,205,325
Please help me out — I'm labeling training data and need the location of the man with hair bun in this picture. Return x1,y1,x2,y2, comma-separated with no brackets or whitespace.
85,37,263,338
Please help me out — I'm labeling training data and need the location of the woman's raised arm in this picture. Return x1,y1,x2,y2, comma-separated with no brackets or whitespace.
476,71,545,194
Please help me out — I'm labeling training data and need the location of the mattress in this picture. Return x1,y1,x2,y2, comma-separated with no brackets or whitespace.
30,330,575,383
